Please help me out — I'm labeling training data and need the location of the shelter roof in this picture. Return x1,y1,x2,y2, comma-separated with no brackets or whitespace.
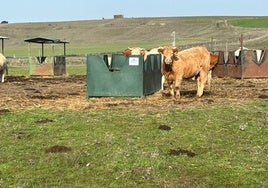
24,37,68,44
0,36,9,39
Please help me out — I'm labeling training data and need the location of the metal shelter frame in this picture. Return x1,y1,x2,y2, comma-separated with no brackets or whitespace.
0,36,9,55
24,37,69,57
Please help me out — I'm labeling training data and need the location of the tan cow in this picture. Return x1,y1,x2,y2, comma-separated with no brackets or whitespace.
122,47,148,60
158,46,211,98
123,47,145,56
0,53,8,83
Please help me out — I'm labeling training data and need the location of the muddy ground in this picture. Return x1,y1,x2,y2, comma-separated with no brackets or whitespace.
0,75,267,111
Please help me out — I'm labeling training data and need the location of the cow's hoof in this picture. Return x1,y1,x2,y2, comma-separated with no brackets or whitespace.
161,91,172,97
162,93,172,98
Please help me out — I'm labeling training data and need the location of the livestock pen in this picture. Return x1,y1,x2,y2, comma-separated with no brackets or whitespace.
212,48,268,79
24,37,69,76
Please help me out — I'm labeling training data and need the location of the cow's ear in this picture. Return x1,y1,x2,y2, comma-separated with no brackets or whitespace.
123,49,132,56
173,47,179,54
158,47,164,54
140,49,146,55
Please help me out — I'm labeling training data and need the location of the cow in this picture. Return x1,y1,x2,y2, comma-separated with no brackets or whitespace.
123,47,144,56
158,46,211,98
234,47,249,58
123,47,163,61
0,53,8,83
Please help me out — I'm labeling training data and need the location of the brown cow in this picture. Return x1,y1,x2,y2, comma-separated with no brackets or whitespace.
158,46,211,98
0,53,8,83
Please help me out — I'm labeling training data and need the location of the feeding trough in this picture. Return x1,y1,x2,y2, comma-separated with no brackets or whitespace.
87,53,162,98
24,37,69,76
212,35,268,79
212,49,268,79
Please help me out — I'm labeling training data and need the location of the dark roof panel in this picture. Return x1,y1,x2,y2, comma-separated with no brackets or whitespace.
24,37,68,44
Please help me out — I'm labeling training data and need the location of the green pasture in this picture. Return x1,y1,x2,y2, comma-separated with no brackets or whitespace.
0,101,267,187
5,40,171,58
8,66,86,76
3,16,268,58
230,17,268,28
8,67,29,76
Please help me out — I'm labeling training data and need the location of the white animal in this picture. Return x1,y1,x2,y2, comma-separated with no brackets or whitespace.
0,53,8,83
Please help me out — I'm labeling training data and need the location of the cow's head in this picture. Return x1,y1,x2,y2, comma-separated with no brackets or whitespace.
123,47,146,56
158,46,179,64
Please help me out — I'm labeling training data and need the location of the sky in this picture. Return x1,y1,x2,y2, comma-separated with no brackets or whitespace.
1,0,268,23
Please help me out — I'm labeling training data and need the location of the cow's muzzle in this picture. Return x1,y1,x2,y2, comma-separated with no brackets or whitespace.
164,58,173,65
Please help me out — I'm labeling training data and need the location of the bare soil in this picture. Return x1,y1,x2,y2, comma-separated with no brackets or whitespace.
0,75,267,111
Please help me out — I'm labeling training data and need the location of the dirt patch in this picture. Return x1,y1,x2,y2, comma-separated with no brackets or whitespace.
14,132,31,140
35,118,54,124
0,109,11,114
0,75,267,111
45,145,71,153
158,125,171,131
169,148,196,157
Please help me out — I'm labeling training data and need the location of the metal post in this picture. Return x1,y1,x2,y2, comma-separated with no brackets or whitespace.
239,34,245,79
1,38,4,54
64,43,66,56
171,31,175,47
41,43,44,57
239,33,244,64
210,37,214,52
224,40,228,63
239,34,243,50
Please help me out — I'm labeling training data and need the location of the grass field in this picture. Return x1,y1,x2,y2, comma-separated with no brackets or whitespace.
1,17,268,187
0,101,267,187
230,17,268,28
2,16,268,57
8,66,86,76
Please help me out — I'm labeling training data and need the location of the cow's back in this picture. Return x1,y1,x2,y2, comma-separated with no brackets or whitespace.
173,46,210,78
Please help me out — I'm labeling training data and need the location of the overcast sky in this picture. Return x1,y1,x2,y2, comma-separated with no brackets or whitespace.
1,0,268,23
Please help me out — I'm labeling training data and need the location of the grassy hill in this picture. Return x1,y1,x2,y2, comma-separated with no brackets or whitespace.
1,16,268,57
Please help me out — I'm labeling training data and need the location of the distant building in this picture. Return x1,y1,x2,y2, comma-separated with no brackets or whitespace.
114,14,124,19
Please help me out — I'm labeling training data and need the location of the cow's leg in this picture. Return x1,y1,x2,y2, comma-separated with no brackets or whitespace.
169,82,175,96
163,79,174,96
196,72,208,97
207,70,212,90
161,75,165,90
174,78,182,98
0,72,4,83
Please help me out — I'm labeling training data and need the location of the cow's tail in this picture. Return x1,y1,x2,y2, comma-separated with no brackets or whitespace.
5,62,8,75
3,61,8,75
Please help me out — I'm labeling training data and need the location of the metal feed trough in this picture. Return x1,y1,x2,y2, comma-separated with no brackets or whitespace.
212,48,268,79
24,37,69,76
87,53,162,98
